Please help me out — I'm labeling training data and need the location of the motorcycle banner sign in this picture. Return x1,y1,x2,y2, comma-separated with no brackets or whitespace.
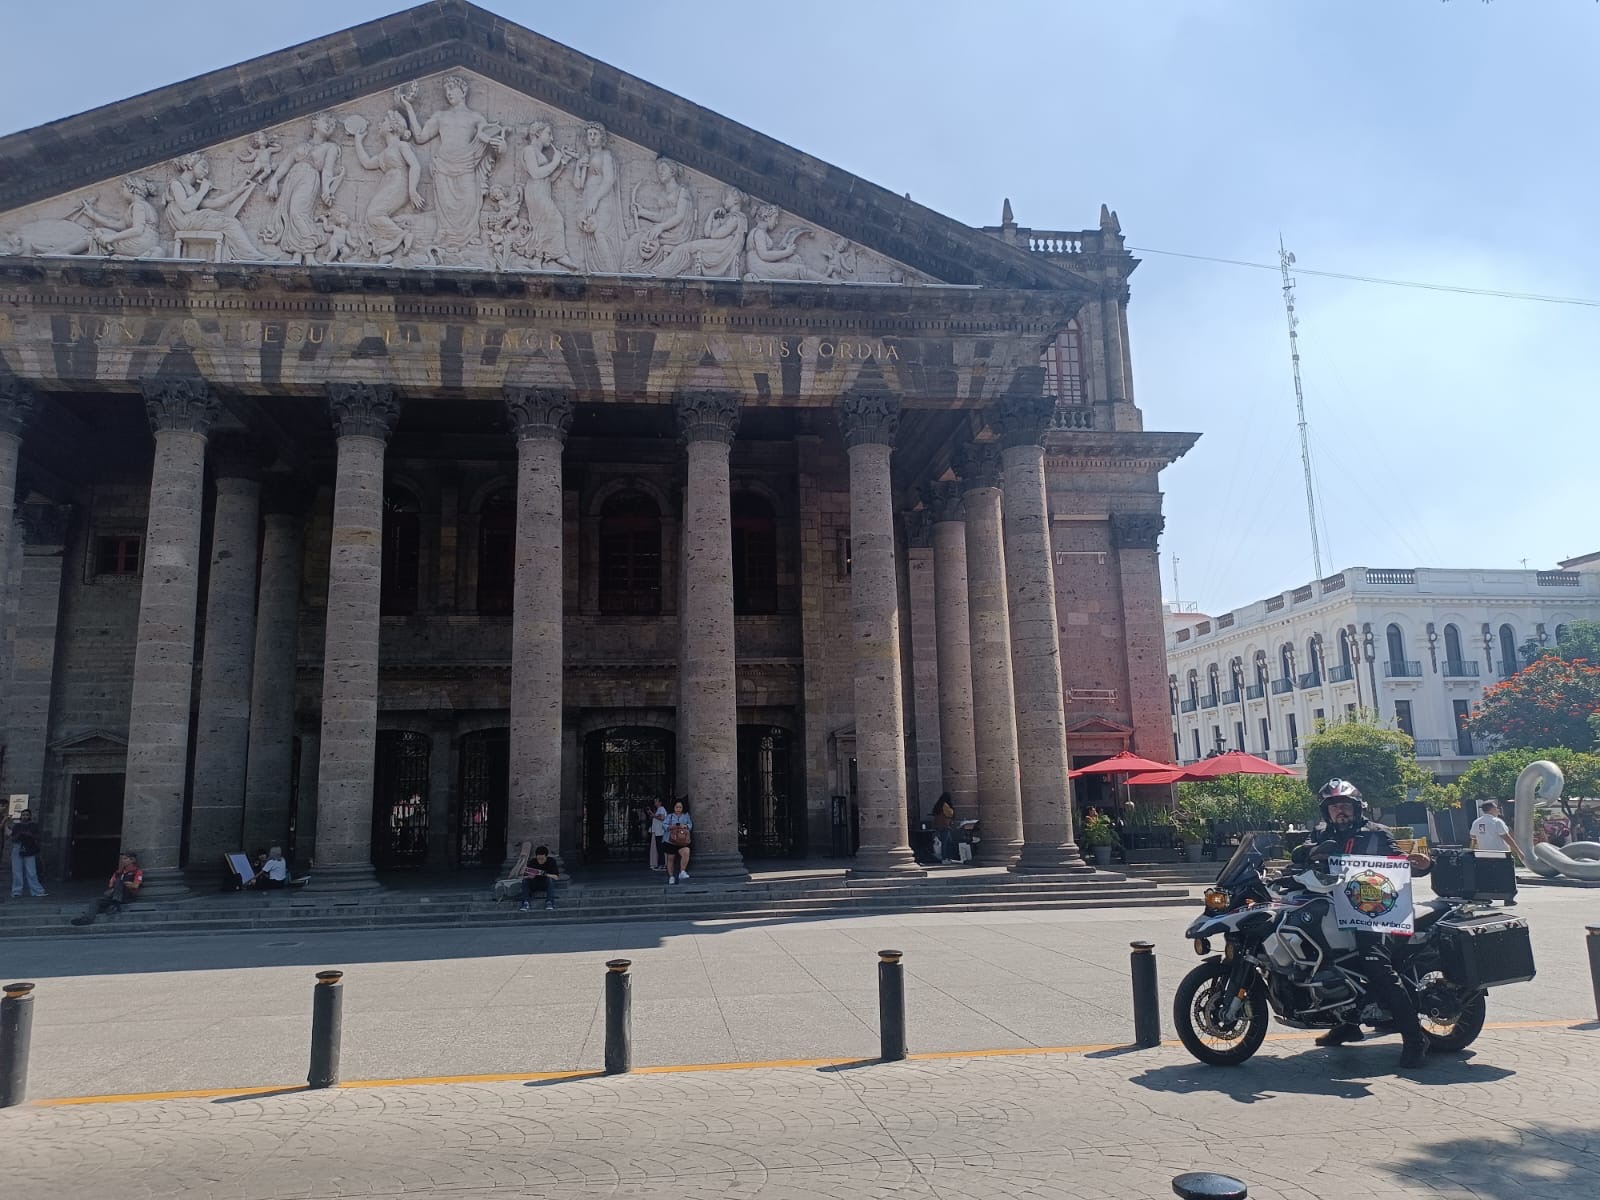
1328,855,1415,935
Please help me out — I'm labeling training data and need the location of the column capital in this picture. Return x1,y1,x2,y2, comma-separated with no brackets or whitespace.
990,392,1055,450
954,441,1003,492
675,389,739,445
924,480,966,524
208,431,271,482
504,387,575,443
1110,511,1165,552
0,375,38,437
835,391,900,449
326,383,401,441
142,375,219,436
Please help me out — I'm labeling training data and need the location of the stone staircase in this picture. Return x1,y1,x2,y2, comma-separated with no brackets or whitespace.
0,870,1194,938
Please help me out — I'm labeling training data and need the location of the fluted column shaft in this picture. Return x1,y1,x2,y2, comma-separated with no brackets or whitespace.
838,393,920,877
123,378,219,893
241,493,306,853
0,382,34,691
188,443,264,871
314,385,400,889
997,392,1087,873
507,389,572,863
928,484,978,816
675,391,746,878
958,448,1023,866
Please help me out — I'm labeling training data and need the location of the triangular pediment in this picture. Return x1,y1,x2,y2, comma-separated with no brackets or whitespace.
1067,717,1136,737
48,729,129,754
0,3,1077,292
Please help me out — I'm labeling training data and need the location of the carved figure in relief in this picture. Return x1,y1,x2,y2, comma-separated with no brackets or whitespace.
167,153,268,261
821,235,858,281
625,156,695,272
73,175,165,258
651,186,747,279
236,132,283,183
570,121,622,272
316,210,357,264
345,110,424,263
744,204,822,281
1,219,100,256
260,114,344,263
483,184,526,271
397,76,504,255
513,121,577,271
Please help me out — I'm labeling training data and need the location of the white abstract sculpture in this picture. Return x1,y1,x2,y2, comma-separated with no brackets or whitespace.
1513,760,1600,882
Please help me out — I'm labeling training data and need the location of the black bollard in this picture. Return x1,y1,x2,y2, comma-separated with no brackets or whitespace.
1131,941,1161,1048
0,982,36,1109
307,970,344,1089
604,959,632,1075
1173,1171,1249,1199
878,950,907,1062
1588,925,1600,1023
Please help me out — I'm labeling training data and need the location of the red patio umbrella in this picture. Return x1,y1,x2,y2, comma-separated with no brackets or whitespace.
1067,751,1176,779
1170,750,1296,780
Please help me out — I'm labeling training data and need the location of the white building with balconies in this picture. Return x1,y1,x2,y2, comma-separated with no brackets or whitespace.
1165,561,1600,778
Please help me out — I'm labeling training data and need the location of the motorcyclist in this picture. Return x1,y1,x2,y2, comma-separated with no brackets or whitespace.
1295,778,1435,1069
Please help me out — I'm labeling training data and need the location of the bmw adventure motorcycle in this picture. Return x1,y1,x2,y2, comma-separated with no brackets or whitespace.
1173,832,1534,1066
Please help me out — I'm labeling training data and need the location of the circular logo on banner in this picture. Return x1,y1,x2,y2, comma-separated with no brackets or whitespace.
1344,870,1400,917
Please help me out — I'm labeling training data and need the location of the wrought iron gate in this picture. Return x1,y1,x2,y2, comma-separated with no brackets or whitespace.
738,725,796,857
373,730,430,868
457,728,509,868
583,727,672,863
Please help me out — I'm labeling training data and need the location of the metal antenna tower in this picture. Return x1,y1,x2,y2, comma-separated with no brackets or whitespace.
1279,235,1323,578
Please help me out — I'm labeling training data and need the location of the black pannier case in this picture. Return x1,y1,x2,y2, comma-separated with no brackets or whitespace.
1429,846,1518,901
1434,912,1536,989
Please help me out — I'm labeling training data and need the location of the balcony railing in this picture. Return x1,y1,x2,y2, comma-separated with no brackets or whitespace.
1443,661,1480,678
1298,672,1323,689
1179,699,1198,713
1537,571,1580,587
1384,660,1424,679
1457,735,1481,756
1326,664,1354,683
1245,684,1266,700
1273,749,1299,765
1049,407,1095,431
1201,694,1219,709
1414,739,1443,758
1270,678,1295,695
1367,569,1417,585
1220,689,1241,705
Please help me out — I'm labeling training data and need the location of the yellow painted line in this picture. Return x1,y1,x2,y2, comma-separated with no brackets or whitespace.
31,1018,1594,1108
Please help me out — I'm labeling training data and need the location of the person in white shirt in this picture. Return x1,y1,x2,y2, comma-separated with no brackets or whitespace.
250,847,290,890
1469,801,1526,907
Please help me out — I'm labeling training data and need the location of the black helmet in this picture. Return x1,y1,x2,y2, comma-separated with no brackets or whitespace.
1317,778,1364,826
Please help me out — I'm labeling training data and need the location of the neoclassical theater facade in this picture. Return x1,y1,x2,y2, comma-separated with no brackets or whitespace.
0,2,1195,891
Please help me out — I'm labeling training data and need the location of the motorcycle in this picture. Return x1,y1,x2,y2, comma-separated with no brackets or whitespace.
1172,832,1531,1066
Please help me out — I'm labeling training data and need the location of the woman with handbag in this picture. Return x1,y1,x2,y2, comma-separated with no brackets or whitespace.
663,798,693,883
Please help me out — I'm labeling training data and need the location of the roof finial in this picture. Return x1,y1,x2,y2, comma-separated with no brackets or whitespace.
1001,197,1015,226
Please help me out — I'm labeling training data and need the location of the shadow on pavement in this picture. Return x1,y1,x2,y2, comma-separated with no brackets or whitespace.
1378,1122,1600,1199
1129,1046,1515,1104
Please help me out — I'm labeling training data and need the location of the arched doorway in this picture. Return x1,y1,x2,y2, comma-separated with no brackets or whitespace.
373,730,430,869
457,728,509,868
737,725,797,857
582,727,674,862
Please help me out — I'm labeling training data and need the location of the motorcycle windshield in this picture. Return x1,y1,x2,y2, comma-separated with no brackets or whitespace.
1214,832,1285,889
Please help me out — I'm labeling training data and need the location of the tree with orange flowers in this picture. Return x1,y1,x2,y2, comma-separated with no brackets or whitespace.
1469,655,1600,752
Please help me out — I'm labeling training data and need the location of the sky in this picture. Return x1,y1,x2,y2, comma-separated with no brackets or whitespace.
2,0,1596,617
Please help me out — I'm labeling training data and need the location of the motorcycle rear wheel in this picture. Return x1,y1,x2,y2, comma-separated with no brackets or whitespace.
1174,958,1269,1067
1422,989,1487,1052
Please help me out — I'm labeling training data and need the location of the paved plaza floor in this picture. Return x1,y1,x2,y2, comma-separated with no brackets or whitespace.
1,884,1596,1197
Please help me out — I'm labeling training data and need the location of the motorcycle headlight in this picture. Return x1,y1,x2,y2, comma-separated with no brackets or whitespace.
1193,937,1212,956
1204,887,1231,911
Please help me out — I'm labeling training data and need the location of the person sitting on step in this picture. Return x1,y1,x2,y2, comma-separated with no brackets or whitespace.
520,845,562,911
70,852,144,926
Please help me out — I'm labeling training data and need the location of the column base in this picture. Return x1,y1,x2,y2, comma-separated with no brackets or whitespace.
679,849,750,883
309,862,384,892
972,839,1022,868
1011,841,1094,875
848,844,926,879
136,867,192,899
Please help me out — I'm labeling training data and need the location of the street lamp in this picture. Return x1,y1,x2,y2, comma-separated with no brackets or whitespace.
1346,622,1364,714
1362,623,1379,719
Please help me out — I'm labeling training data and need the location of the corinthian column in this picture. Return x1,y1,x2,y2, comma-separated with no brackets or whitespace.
506,387,572,864
241,476,307,853
314,383,401,890
956,443,1023,866
0,379,36,798
836,392,920,877
994,389,1088,873
675,390,746,879
926,481,977,815
123,376,220,895
188,435,266,873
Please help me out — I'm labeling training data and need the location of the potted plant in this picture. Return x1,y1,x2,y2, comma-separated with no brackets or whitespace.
1081,807,1114,867
1172,803,1208,864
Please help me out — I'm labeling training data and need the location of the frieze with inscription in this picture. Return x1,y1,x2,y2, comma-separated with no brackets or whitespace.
0,70,932,287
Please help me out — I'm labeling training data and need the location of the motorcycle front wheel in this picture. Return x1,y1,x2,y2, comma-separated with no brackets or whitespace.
1422,988,1487,1052
1174,957,1269,1067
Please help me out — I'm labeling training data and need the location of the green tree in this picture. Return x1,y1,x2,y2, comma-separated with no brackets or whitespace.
1469,655,1600,751
1556,620,1600,664
1176,775,1319,831
1452,747,1600,822
1303,718,1429,815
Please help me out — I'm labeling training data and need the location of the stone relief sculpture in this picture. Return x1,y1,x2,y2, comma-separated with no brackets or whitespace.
345,111,425,263
397,76,504,256
260,114,344,264
571,121,622,272
0,69,928,283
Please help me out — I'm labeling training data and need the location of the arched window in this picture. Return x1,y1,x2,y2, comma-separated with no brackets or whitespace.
476,488,516,615
1186,670,1200,705
598,491,662,615
731,493,778,615
381,486,421,616
1338,628,1354,670
1498,623,1517,679
1444,623,1465,670
1386,623,1406,668
1039,318,1084,404
1206,663,1221,702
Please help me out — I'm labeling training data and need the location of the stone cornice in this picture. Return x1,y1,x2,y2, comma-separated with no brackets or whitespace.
1043,430,1200,471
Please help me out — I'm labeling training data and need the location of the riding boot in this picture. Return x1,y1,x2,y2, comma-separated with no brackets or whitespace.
1399,1029,1431,1069
1315,1023,1364,1047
